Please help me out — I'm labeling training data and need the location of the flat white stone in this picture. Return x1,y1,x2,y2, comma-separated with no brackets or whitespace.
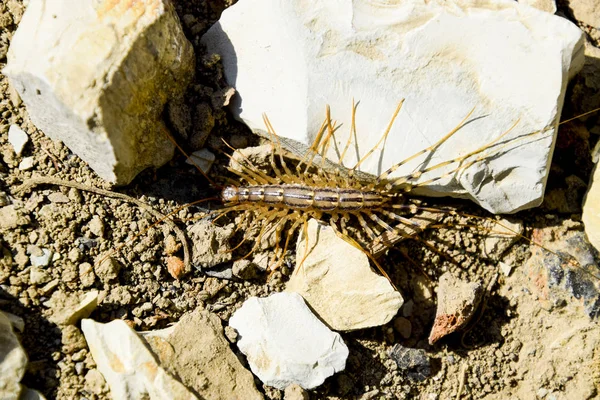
81,319,197,399
4,0,194,185
229,292,349,389
7,125,28,156
286,219,403,331
202,0,584,214
0,311,28,400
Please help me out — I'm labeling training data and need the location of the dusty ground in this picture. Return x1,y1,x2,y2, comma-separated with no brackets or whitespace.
1,0,600,399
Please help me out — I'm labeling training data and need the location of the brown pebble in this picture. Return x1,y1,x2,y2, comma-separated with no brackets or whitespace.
166,256,185,280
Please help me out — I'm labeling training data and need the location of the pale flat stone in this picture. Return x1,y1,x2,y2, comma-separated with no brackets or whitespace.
4,0,194,185
0,311,28,400
7,125,28,156
141,310,263,400
81,319,198,399
286,219,403,331
583,162,600,252
229,292,349,390
202,0,584,214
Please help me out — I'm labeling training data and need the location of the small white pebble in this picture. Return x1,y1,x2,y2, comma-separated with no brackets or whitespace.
18,156,35,171
8,125,29,156
186,148,215,174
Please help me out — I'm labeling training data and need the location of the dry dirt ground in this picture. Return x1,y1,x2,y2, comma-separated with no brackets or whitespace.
1,0,600,399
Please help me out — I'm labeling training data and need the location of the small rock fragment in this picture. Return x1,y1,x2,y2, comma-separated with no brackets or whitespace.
0,311,28,400
163,235,180,255
166,256,185,280
186,148,216,174
78,262,96,287
284,384,309,400
202,277,226,298
94,256,121,283
211,86,236,109
8,125,28,156
142,310,263,400
4,0,194,184
47,192,70,203
188,220,234,269
30,248,52,267
428,273,484,345
62,325,87,355
232,259,261,280
0,205,30,230
84,369,107,395
81,319,197,399
18,156,34,171
29,267,51,285
286,219,403,331
388,344,431,382
49,290,99,325
88,215,105,238
229,292,349,390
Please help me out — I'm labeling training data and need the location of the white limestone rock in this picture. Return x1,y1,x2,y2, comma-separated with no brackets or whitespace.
229,292,349,390
202,0,584,214
286,219,403,331
0,311,28,400
81,319,197,399
4,0,194,185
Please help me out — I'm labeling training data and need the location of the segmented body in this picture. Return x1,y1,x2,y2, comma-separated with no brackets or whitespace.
221,184,394,211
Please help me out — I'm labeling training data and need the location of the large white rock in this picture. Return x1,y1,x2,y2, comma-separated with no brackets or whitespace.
4,0,194,185
202,0,584,214
286,219,403,331
81,319,197,399
229,292,349,390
